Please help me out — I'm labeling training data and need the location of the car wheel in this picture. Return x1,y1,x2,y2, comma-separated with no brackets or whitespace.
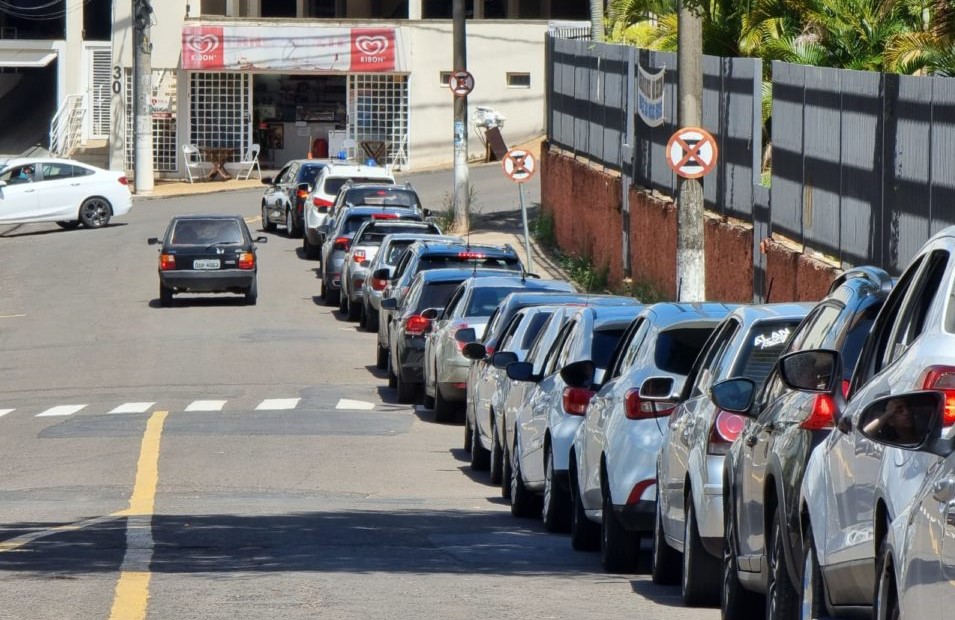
463,415,473,452
358,305,367,328
874,538,899,620
569,462,599,551
510,439,542,518
387,353,398,389
396,369,416,404
682,497,720,606
470,418,490,471
325,281,339,306
338,288,348,313
285,209,301,238
56,220,80,229
244,278,258,306
542,447,571,533
433,384,456,423
304,236,319,259
489,421,503,484
500,439,513,500
365,305,379,333
652,492,682,585
722,494,764,620
376,341,389,370
767,508,798,620
801,522,829,620
346,296,361,321
159,283,173,307
78,197,112,228
262,204,276,232
600,480,638,573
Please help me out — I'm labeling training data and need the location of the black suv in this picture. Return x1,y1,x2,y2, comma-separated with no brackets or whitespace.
260,159,331,238
713,266,893,620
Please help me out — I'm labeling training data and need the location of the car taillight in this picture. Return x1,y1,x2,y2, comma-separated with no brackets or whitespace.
799,394,837,431
118,176,129,185
458,251,486,259
563,387,596,416
485,345,495,356
353,249,366,263
405,315,431,335
297,189,309,201
453,325,471,351
624,388,674,420
626,479,656,505
333,236,350,251
921,366,955,426
708,410,747,454
237,252,255,269
372,213,398,220
313,197,333,207
371,277,388,291
159,254,175,270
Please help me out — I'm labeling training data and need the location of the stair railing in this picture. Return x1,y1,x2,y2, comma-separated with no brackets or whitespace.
49,94,87,157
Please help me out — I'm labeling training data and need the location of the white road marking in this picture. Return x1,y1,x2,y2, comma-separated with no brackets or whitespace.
109,402,156,414
36,404,87,417
0,409,13,417
255,398,300,411
335,398,375,411
184,400,227,412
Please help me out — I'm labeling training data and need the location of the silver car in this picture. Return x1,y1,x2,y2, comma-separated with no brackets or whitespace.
653,303,811,605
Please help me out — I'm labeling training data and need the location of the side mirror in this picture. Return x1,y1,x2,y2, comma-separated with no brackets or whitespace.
147,237,161,245
858,391,952,457
560,360,596,389
381,298,398,311
462,342,487,360
454,328,477,344
261,176,273,185
640,376,676,401
317,206,329,214
491,351,518,369
373,268,392,281
421,307,442,320
423,208,432,216
297,182,311,193
254,236,268,244
778,350,841,393
710,378,757,414
506,361,538,383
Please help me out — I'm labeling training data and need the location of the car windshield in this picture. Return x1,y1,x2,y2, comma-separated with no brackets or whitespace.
325,176,392,197
420,254,520,270
172,219,244,245
346,188,419,208
357,225,438,246
466,286,522,316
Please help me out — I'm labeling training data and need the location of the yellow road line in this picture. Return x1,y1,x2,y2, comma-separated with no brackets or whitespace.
109,410,168,620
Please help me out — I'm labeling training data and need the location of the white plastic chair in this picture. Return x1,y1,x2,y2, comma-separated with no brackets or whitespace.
237,143,262,180
182,144,209,183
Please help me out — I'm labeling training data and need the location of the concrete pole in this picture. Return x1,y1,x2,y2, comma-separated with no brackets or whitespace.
408,0,422,19
452,0,470,232
676,1,704,301
133,0,154,193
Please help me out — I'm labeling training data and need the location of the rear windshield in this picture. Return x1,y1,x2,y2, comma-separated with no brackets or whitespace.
734,321,802,390
837,303,880,381
344,215,374,234
592,329,626,368
654,327,717,375
344,187,420,208
324,176,393,197
466,286,522,316
385,240,415,265
171,219,244,245
415,281,464,311
357,224,439,246
419,254,521,271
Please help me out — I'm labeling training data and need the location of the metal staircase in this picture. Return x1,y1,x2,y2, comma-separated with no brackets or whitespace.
49,94,87,158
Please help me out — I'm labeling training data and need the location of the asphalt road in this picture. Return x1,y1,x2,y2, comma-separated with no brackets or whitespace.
0,184,717,620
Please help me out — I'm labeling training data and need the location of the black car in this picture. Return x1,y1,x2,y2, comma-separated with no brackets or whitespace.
148,215,267,307
260,159,330,237
713,266,893,620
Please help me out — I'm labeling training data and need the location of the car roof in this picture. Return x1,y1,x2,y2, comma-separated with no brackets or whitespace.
642,301,740,326
359,221,435,230
342,206,421,216
382,233,461,244
727,302,815,325
322,161,394,175
463,275,572,290
415,268,510,283
410,240,517,255
497,292,638,311
170,214,245,222
2,157,96,168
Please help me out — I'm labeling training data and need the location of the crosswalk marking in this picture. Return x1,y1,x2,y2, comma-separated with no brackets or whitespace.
336,398,375,411
108,402,156,414
0,409,13,417
255,398,300,411
184,400,227,412
36,405,87,417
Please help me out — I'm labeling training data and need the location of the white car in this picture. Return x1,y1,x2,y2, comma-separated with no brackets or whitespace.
0,158,132,228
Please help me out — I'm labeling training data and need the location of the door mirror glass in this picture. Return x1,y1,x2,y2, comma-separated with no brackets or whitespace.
560,359,596,389
778,350,840,393
640,376,676,401
858,391,946,452
506,361,537,382
710,378,757,414
462,342,487,360
380,298,398,311
490,351,518,369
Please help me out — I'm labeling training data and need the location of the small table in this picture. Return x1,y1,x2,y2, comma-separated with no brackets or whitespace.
200,147,236,181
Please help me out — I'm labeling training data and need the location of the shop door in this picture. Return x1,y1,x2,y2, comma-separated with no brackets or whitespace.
347,74,410,168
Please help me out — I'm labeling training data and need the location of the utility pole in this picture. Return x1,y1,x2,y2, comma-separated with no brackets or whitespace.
676,1,704,301
452,0,469,232
589,0,604,41
133,0,154,194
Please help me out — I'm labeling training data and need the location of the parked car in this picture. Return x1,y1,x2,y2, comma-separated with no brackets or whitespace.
319,206,423,306
653,302,814,606
340,220,442,322
384,269,474,403
709,267,892,619
148,215,267,306
507,304,644,530
465,292,639,482
302,161,396,259
376,240,524,370
260,159,331,237
422,275,575,422
567,302,735,572
363,233,461,334
0,157,132,229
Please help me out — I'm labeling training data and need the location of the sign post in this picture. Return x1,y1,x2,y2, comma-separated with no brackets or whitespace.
502,148,537,274
448,70,475,97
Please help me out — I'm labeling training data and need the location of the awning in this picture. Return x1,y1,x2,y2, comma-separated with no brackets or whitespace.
0,49,57,68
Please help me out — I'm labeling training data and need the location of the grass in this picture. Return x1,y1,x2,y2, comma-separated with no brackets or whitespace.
436,185,479,234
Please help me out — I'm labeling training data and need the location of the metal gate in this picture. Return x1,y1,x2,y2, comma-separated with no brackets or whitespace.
347,74,409,168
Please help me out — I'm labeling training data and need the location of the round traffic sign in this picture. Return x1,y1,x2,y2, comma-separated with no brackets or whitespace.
502,148,536,183
666,127,718,179
449,70,474,97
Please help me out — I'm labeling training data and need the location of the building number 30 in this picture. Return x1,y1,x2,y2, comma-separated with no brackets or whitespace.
112,66,122,94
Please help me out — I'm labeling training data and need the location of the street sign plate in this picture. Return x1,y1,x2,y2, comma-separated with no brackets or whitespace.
502,148,536,183
449,70,475,97
666,127,719,179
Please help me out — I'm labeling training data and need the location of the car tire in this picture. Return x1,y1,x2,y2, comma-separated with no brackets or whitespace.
159,283,173,307
433,384,456,423
244,278,258,306
396,370,416,404
470,418,490,471
325,280,340,306
600,481,638,573
682,497,720,606
489,421,503,484
338,288,348,313
767,508,798,620
722,494,764,620
262,205,276,232
387,354,398,389
652,494,682,585
875,537,899,620
801,522,829,620
500,439,513,500
463,415,473,452
358,305,367,328
542,447,571,533
423,390,435,410
376,341,388,370
56,220,80,229
569,462,599,551
510,439,542,518
346,296,361,321
365,305,379,333
78,197,112,228
304,236,319,259
285,209,301,238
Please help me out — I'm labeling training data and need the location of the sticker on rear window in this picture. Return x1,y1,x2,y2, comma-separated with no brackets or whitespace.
754,327,791,350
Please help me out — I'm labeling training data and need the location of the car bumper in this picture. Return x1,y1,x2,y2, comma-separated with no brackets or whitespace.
611,499,655,533
437,357,470,386
160,270,255,292
347,269,368,302
438,381,467,402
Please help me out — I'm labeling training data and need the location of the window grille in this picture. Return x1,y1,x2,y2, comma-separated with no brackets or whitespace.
124,70,179,173
347,73,409,168
189,72,251,163
87,46,112,138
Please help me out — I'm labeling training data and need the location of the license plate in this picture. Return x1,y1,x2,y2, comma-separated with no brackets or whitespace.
193,259,221,270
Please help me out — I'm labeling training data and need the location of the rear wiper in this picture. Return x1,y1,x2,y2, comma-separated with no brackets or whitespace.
204,241,240,250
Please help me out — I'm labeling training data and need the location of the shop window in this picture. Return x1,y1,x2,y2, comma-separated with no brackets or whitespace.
439,72,452,87
123,70,179,173
188,72,251,163
348,74,410,168
507,73,531,88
